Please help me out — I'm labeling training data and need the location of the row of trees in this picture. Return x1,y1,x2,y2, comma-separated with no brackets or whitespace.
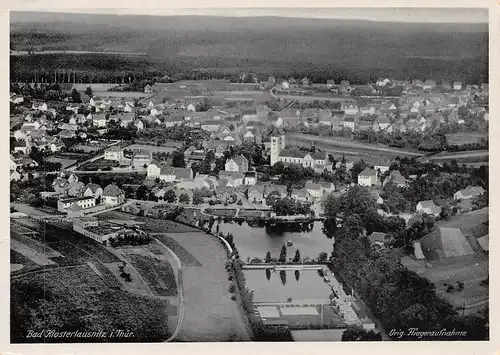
268,197,312,216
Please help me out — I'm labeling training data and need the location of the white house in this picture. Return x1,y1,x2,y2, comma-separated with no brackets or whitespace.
416,200,442,216
358,167,378,187
453,186,485,200
102,185,125,206
57,196,96,213
305,182,323,200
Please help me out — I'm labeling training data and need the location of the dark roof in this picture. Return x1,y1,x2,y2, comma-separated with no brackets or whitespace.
103,184,124,197
359,167,377,177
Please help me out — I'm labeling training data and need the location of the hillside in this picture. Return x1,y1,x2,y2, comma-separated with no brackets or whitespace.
10,12,489,83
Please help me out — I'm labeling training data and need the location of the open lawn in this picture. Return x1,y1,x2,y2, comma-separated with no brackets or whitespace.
11,265,171,343
127,254,177,297
163,231,251,341
46,156,78,169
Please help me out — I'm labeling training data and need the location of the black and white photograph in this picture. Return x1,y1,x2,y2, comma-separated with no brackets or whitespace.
7,6,491,345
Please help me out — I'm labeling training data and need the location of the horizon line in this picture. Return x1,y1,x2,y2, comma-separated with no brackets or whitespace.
10,8,489,24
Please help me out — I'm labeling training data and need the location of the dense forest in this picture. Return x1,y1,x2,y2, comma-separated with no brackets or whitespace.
10,13,489,84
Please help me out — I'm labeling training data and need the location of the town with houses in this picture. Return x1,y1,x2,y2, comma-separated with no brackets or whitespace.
10,58,489,342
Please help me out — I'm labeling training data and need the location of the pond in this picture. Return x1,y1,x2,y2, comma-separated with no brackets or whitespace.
215,220,335,261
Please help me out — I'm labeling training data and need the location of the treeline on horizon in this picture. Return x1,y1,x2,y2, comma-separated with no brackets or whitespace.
10,52,489,86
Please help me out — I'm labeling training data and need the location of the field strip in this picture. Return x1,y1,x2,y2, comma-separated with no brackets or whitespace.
10,239,56,266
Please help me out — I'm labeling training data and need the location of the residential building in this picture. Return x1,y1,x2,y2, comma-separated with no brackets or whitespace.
358,167,378,187
244,171,258,186
248,185,265,204
102,185,126,206
416,200,442,216
454,186,486,200
305,182,323,200
147,162,193,182
57,196,96,213
83,183,103,199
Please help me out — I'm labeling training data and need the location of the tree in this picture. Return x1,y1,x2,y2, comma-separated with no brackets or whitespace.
179,193,190,204
265,251,272,263
279,270,287,285
196,98,212,112
270,161,285,176
71,89,82,103
164,190,177,203
292,249,301,263
85,86,93,98
172,150,186,168
341,325,382,341
192,190,204,205
317,252,328,264
278,245,287,263
205,150,216,163
350,159,368,182
266,268,271,281
294,270,300,282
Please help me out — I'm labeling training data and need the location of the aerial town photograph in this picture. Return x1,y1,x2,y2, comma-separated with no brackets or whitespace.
8,7,489,343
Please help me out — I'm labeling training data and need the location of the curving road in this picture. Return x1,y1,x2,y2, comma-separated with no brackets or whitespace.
154,237,185,343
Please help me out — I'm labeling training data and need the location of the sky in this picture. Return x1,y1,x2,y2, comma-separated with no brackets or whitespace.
14,8,488,23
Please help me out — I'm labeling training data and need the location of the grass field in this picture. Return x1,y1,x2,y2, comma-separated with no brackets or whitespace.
127,254,177,297
445,133,487,146
209,90,272,103
92,91,152,99
29,223,121,265
11,232,61,258
10,249,40,274
98,210,199,233
10,239,56,266
11,266,171,343
287,133,421,157
154,233,202,267
72,83,119,91
46,156,78,169
275,93,352,102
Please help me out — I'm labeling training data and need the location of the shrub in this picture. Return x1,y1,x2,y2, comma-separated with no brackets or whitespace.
231,295,237,301
446,285,454,293
229,283,236,293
